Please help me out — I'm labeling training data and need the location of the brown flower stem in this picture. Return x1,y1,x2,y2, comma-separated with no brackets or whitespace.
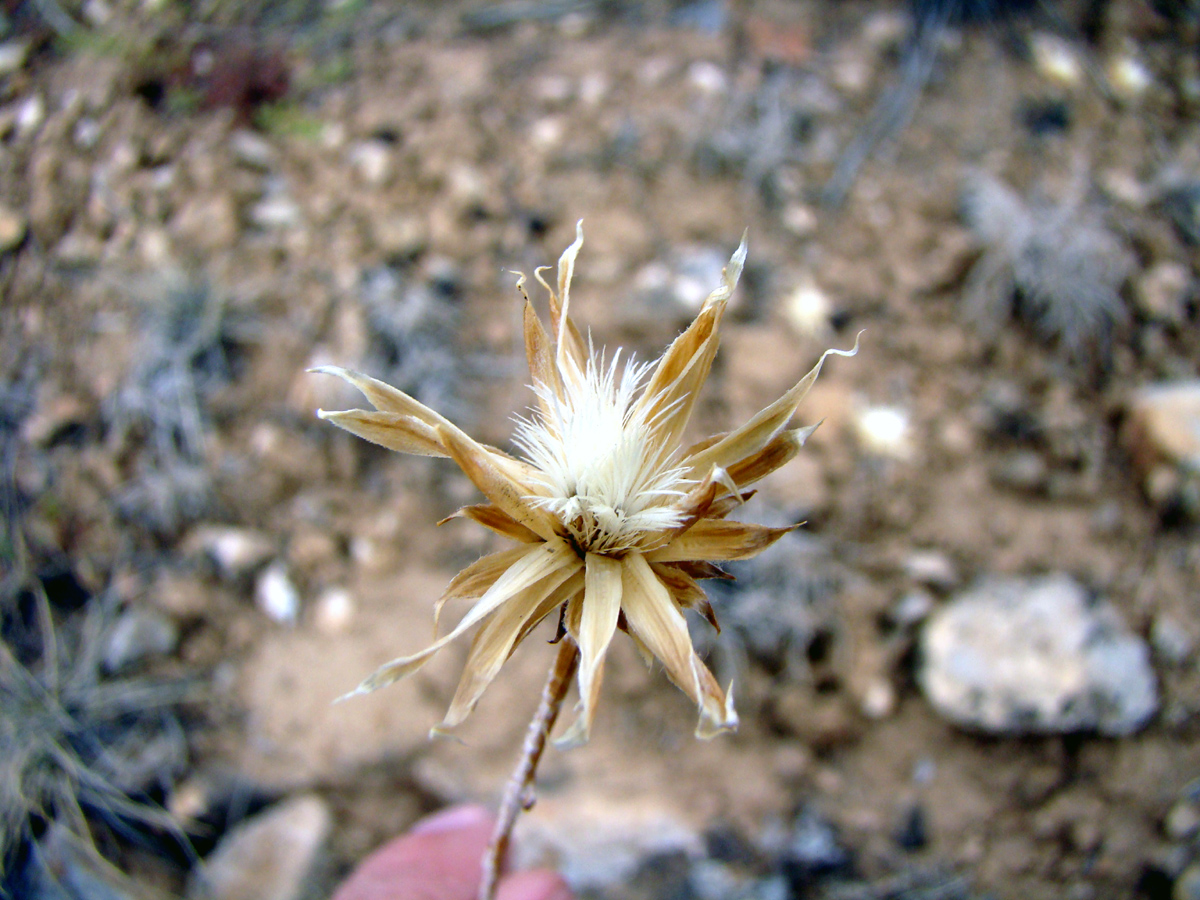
478,638,579,900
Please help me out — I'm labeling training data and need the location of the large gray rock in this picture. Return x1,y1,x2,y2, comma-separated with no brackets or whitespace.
919,575,1157,736
187,794,331,900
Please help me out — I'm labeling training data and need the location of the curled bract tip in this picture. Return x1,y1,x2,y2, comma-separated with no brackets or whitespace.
695,681,739,740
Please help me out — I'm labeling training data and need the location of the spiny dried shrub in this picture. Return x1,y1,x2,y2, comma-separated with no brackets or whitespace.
0,592,190,896
823,0,1042,206
693,530,845,686
695,65,830,209
0,365,39,593
359,265,469,424
960,172,1133,365
103,279,240,538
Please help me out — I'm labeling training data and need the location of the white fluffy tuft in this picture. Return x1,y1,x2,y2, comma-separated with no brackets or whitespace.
514,349,691,553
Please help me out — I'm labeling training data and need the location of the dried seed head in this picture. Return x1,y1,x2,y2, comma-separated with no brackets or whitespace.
315,221,857,744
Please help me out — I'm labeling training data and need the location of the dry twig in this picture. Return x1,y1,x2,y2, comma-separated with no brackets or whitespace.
478,639,579,900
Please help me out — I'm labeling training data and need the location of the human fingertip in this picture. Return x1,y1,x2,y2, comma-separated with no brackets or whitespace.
409,803,493,836
498,869,575,900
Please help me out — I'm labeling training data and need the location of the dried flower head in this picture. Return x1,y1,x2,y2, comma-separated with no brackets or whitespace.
315,223,855,745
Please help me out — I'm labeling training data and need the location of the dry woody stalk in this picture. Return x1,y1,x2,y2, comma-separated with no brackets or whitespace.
314,223,856,898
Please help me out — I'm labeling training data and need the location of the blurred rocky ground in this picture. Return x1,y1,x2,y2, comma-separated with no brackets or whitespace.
2,1,1199,898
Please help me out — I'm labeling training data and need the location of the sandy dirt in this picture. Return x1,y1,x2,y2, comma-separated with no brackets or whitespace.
4,1,1200,898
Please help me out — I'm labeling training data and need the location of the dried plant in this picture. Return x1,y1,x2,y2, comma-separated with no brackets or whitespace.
315,223,856,899
960,172,1133,364
0,592,189,895
104,280,236,538
359,266,468,423
695,530,844,687
823,0,1041,207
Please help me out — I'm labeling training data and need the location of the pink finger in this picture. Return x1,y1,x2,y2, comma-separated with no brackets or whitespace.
331,805,493,900
498,869,575,900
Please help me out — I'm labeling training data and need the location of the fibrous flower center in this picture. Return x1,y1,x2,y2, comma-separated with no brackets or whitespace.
515,351,690,554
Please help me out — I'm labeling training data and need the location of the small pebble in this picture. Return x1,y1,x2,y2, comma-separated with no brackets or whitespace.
73,117,101,149
1152,615,1193,667
249,196,302,230
783,279,832,339
312,588,354,634
189,527,274,580
912,757,937,785
256,563,300,625
903,551,958,590
0,203,28,253
687,60,727,95
16,94,44,135
230,130,277,170
1108,53,1153,100
889,590,935,630
1166,799,1200,841
860,677,896,719
854,403,913,460
1032,33,1082,86
0,41,29,76
670,246,729,312
348,140,391,185
993,450,1048,492
103,607,179,672
1125,381,1200,518
579,72,608,106
781,204,818,238
530,116,563,149
1176,864,1200,900
1136,262,1190,323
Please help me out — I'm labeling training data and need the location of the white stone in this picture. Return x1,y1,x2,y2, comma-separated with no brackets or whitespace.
530,116,563,149
1136,261,1189,322
230,130,277,170
256,563,300,626
249,196,302,230
853,403,913,460
0,42,29,77
669,246,729,312
860,677,896,720
311,588,354,634
187,526,275,580
0,202,27,253
514,793,703,892
687,61,727,95
347,140,391,185
1032,33,1082,87
1127,381,1200,470
780,204,817,238
533,74,573,103
15,94,43,135
782,279,831,339
919,575,1157,736
83,0,113,24
903,551,958,589
1108,53,1153,100
320,121,346,150
73,117,101,149
890,590,934,629
578,72,608,106
1151,615,1193,667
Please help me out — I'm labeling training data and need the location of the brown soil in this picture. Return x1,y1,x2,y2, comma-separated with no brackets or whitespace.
4,1,1199,898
